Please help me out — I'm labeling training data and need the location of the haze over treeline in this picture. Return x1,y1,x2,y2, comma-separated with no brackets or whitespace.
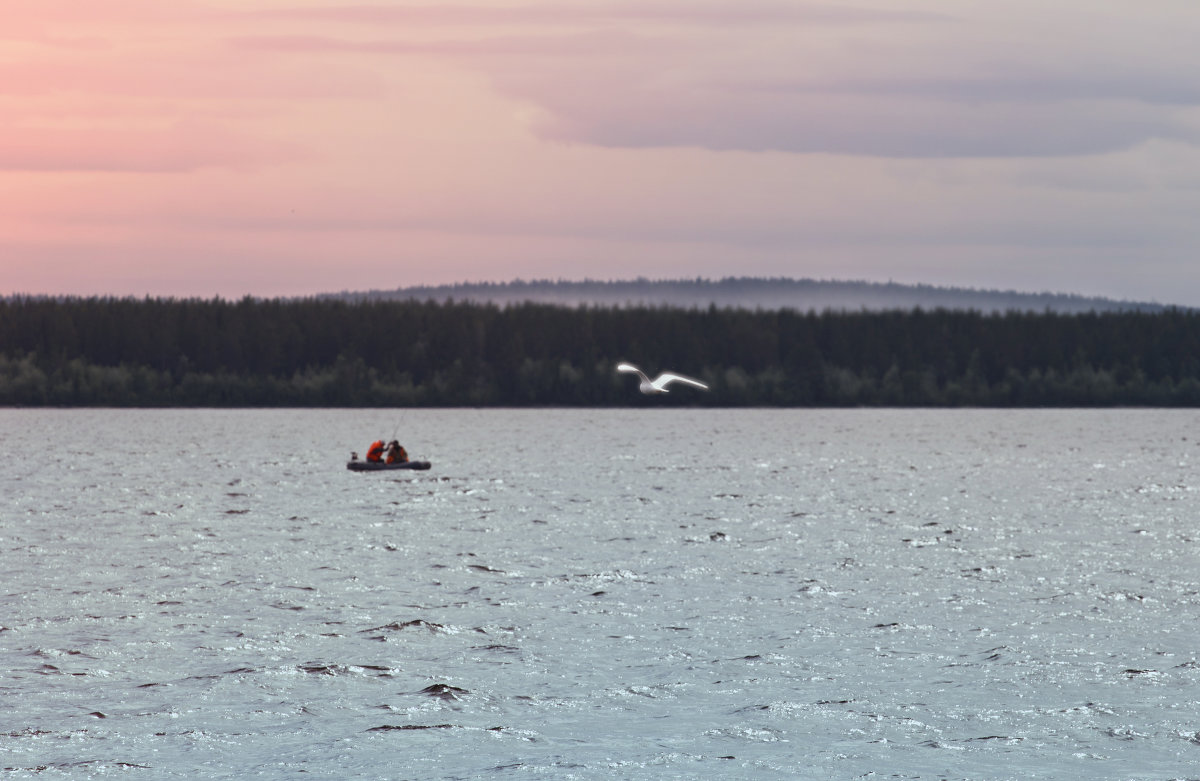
2,294,1199,407
323,277,1173,315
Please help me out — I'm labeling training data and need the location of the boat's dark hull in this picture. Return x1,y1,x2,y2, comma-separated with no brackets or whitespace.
347,460,431,472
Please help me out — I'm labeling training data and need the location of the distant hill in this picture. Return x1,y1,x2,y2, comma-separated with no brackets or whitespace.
320,277,1174,314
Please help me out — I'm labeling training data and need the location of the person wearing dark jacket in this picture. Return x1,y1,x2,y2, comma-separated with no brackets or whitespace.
385,440,408,464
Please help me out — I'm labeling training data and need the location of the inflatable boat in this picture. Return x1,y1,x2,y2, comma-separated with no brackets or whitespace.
347,459,431,472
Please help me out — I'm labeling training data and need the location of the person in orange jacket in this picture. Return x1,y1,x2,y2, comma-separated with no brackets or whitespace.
366,439,386,463
385,440,408,464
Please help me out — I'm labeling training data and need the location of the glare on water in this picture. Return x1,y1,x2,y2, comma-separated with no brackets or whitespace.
3,408,1200,780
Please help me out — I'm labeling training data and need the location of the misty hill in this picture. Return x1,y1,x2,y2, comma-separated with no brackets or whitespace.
321,277,1173,314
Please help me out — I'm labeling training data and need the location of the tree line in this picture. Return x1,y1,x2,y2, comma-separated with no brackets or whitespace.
2,295,1199,406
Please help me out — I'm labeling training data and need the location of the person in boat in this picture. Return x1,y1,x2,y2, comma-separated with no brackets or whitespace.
385,440,408,464
366,439,386,463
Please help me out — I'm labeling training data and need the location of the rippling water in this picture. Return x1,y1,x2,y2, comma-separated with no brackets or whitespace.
3,408,1200,780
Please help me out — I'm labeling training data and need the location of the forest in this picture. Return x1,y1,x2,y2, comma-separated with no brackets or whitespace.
2,295,1199,407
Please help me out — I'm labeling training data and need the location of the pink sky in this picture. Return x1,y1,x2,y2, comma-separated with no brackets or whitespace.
5,1,1200,304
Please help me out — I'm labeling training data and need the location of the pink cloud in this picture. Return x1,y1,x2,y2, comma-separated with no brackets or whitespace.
248,2,944,26
0,1,213,44
229,28,645,57
0,51,384,101
0,121,299,172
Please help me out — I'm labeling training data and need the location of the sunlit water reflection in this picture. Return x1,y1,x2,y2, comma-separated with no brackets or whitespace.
3,408,1200,779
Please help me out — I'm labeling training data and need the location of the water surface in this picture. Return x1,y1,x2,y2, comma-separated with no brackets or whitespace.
3,409,1200,779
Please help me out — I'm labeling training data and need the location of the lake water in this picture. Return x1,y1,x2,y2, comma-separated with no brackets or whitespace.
3,408,1200,780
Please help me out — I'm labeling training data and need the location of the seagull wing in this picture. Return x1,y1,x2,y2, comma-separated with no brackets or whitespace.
652,372,709,392
617,363,651,383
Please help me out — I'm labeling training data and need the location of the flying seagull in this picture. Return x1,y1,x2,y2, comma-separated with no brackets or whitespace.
617,362,709,394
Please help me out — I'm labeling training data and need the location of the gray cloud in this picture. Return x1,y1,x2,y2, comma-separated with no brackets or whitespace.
237,2,1200,159
764,70,1200,108
529,88,1199,158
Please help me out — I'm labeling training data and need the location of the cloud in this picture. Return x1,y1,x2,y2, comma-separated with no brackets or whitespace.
0,121,298,172
529,88,1199,158
0,49,384,101
480,35,1200,158
0,1,212,45
248,2,946,27
230,28,644,58
238,2,1200,159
